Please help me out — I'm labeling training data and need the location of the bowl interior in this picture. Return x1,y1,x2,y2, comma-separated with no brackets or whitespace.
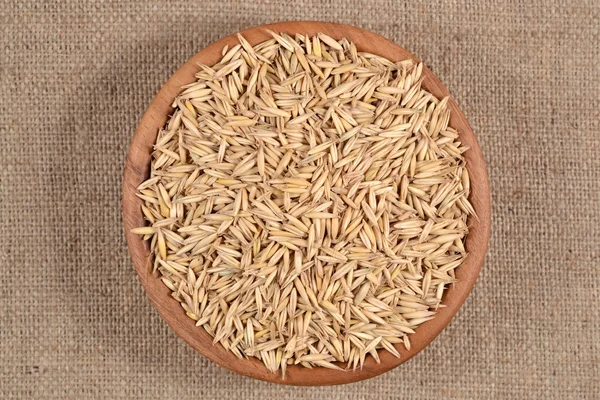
122,21,491,386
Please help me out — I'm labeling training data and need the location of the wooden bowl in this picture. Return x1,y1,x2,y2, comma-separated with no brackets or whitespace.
122,21,491,386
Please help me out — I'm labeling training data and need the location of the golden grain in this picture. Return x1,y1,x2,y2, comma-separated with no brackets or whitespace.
133,32,471,376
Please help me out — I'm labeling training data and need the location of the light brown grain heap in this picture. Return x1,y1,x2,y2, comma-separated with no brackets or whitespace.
132,32,473,376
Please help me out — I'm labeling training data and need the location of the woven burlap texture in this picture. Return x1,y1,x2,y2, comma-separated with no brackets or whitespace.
1,1,598,398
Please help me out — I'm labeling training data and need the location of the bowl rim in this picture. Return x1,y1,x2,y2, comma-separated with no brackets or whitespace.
122,21,491,386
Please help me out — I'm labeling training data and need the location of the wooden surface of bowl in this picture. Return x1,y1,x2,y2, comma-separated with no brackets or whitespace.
122,21,491,385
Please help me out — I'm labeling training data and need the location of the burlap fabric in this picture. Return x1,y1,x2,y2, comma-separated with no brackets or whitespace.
1,1,598,398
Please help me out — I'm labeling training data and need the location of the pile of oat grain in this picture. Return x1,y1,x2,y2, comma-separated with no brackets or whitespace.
132,31,473,376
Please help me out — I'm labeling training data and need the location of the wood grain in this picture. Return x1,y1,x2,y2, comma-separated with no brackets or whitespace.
122,21,491,386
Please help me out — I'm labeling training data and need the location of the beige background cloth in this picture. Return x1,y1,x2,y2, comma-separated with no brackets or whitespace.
1,1,599,398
